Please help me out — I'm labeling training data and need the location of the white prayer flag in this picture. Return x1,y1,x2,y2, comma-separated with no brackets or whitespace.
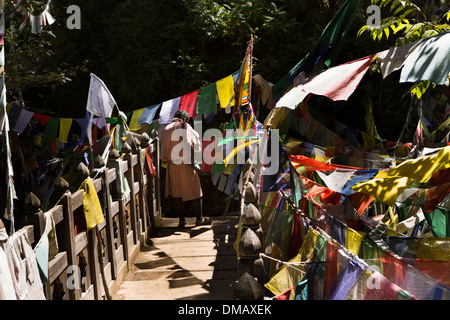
158,97,180,124
85,73,116,146
86,73,116,118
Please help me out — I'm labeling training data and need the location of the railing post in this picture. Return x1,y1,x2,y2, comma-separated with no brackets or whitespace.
235,160,265,299
234,272,265,300
75,162,90,190
136,140,149,240
102,157,118,281
60,191,81,300
87,157,103,300
108,148,130,269
23,192,45,246
123,141,138,245
49,177,70,208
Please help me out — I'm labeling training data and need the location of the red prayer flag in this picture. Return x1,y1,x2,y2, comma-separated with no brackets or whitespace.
33,113,52,126
179,90,199,118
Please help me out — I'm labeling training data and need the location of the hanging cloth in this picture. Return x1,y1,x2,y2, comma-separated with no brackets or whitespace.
78,177,105,231
197,83,217,115
58,118,72,143
216,74,235,109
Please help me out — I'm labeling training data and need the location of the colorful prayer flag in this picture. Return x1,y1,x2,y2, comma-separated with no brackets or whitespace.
179,90,199,118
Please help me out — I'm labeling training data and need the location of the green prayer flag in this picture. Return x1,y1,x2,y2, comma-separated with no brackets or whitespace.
197,83,217,115
42,117,59,148
424,207,450,238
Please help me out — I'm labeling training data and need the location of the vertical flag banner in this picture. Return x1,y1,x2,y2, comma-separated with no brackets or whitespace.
235,36,253,109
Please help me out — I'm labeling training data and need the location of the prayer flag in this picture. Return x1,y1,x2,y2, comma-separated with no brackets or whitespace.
376,40,421,79
216,74,235,109
13,109,34,133
75,111,89,145
33,113,51,126
351,176,414,206
138,103,160,125
400,31,450,85
300,54,375,103
235,37,253,108
86,73,116,118
129,108,145,131
179,90,198,118
158,97,180,124
79,177,105,231
59,118,72,143
42,117,59,148
196,83,217,115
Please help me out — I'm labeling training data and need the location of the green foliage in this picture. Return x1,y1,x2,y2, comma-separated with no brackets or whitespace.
4,0,86,107
358,0,450,46
357,0,450,101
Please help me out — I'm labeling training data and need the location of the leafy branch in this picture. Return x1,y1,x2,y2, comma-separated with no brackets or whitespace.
358,0,450,45
357,0,449,99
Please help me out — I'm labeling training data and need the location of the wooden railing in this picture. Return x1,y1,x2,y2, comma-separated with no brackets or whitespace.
14,135,162,300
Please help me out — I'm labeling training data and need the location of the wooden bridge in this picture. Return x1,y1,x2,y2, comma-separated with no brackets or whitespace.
112,216,238,300
5,135,241,300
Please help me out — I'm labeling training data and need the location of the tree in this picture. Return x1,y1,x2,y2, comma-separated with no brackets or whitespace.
4,0,86,113
357,0,450,98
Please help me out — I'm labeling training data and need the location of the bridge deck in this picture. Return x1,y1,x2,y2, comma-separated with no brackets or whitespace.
112,216,239,300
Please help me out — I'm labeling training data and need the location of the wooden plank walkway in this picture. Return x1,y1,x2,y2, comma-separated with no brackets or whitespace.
111,215,239,300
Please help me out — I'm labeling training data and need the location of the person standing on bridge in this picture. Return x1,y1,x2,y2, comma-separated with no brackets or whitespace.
161,110,209,227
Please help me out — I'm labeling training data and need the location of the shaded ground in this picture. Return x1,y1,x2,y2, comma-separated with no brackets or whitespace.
112,215,239,300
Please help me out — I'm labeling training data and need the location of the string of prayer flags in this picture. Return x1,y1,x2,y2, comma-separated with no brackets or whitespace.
197,83,217,115
158,97,180,124
351,146,450,205
138,103,161,125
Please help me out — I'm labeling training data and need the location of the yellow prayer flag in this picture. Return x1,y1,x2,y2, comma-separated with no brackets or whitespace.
59,118,73,143
79,177,104,231
345,228,363,256
351,146,450,205
129,108,145,131
216,75,235,109
387,146,450,183
265,227,319,295
351,176,414,207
